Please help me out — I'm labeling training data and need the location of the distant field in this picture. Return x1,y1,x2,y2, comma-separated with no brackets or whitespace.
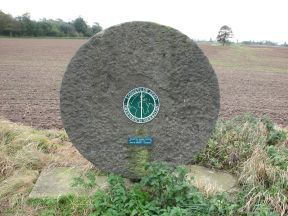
200,43,287,73
0,38,287,128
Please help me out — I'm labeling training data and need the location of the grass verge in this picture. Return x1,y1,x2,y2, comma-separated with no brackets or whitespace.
0,114,287,215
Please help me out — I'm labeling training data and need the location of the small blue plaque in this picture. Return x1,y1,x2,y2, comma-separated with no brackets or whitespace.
128,136,153,145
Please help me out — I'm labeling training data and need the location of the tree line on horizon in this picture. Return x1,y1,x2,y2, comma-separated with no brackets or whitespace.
0,11,286,46
0,11,102,37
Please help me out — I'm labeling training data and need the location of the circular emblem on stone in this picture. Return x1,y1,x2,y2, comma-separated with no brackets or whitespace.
60,21,220,179
123,87,160,123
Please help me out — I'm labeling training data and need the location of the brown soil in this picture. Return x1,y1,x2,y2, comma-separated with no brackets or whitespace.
0,39,287,128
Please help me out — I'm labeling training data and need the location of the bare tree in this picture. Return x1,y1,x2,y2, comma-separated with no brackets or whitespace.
217,25,233,46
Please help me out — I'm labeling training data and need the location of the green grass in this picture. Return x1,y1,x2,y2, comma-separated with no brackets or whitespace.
27,196,92,216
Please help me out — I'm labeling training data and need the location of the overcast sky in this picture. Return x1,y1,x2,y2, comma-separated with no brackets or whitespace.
1,0,287,43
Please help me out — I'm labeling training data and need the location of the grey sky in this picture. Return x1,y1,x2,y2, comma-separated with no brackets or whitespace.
1,0,287,43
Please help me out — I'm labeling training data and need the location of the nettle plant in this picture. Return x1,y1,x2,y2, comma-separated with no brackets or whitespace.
90,163,237,216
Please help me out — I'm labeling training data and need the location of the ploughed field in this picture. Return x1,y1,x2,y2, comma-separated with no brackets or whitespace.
0,38,287,129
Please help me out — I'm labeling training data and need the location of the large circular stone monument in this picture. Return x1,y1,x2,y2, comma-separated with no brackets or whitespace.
60,21,220,179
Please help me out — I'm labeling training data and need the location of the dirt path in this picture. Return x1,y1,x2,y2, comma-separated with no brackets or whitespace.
0,39,287,128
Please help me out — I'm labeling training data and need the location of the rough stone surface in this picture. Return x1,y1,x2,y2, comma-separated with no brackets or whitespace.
60,21,220,178
187,165,237,194
29,167,107,198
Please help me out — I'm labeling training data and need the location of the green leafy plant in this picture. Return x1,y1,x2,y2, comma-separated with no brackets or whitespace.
267,145,288,170
72,170,97,189
91,163,241,216
27,162,282,216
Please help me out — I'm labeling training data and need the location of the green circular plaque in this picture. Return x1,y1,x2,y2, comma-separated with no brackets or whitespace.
123,87,160,123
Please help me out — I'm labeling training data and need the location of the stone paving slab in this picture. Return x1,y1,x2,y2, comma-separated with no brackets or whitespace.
187,165,237,194
29,167,107,198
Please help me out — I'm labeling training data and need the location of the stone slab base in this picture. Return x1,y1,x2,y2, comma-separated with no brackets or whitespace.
29,167,107,199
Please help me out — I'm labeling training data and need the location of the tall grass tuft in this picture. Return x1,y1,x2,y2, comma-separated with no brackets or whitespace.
196,114,267,172
196,114,288,215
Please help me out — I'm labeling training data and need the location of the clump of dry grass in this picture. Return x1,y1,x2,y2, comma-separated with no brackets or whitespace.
196,114,288,215
0,119,92,214
239,145,288,215
195,114,268,172
0,151,14,179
